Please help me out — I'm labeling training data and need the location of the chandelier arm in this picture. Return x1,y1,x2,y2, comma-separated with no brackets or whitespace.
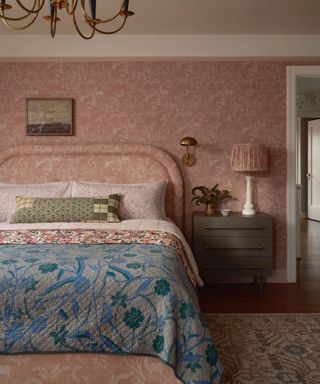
0,0,40,21
80,0,124,24
0,10,39,30
88,15,127,35
15,0,46,14
85,11,122,24
64,0,79,15
0,12,34,22
72,11,95,39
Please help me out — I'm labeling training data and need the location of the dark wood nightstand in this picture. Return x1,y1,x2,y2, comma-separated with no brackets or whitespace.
192,211,272,291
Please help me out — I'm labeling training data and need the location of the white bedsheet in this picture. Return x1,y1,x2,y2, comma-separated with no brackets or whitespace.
0,219,203,287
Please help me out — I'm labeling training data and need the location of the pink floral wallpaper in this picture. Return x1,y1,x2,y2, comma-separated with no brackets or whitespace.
0,60,306,273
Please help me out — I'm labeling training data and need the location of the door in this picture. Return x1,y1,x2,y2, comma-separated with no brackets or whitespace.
308,119,320,221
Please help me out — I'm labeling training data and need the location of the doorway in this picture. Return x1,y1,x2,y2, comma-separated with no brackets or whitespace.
287,66,320,283
307,119,320,221
297,118,320,220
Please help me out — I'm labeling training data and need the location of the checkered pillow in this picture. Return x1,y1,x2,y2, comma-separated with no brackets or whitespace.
11,195,121,223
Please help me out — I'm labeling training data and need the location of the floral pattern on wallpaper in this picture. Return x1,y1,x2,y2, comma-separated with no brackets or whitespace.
0,61,289,270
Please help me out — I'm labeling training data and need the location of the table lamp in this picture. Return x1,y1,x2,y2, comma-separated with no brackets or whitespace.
231,143,268,215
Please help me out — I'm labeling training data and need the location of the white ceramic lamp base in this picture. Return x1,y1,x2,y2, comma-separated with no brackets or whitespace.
242,175,256,216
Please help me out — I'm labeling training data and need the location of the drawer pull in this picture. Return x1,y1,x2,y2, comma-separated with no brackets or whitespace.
204,265,264,270
204,246,264,250
204,226,265,230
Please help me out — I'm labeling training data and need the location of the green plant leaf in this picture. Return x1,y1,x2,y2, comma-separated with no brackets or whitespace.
191,184,232,206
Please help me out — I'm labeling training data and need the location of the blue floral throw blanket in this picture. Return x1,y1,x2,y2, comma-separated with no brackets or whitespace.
0,229,223,384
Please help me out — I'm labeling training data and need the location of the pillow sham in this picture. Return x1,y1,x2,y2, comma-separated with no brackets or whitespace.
71,180,168,220
0,181,71,223
11,195,121,224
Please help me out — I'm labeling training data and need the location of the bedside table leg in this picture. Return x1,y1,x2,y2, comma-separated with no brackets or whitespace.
254,276,264,293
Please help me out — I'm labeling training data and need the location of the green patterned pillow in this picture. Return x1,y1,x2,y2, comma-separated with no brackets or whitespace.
11,195,121,223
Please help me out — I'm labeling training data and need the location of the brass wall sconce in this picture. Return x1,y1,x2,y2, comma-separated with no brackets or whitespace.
180,137,198,167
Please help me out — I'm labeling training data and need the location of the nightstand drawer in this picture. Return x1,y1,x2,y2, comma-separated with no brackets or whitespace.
193,216,272,238
196,255,272,271
193,237,272,257
200,266,270,280
192,212,273,286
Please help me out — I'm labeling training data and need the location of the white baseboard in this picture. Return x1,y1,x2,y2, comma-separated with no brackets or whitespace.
266,269,288,283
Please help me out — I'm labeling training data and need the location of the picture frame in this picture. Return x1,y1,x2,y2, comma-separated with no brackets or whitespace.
26,98,74,136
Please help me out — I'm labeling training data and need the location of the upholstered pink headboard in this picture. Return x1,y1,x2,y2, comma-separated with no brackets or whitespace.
0,144,184,229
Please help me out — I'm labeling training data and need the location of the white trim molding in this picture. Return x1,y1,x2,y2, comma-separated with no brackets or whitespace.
287,65,320,283
2,34,320,59
266,269,288,284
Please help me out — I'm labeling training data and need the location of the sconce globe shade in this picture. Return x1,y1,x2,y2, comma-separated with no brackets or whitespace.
180,137,198,147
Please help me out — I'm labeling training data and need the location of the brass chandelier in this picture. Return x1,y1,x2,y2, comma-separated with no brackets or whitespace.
0,0,134,39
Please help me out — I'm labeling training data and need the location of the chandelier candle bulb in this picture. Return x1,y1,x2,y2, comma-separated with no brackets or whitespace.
88,1,95,19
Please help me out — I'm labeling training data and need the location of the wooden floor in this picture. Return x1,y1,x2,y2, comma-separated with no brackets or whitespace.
199,219,320,313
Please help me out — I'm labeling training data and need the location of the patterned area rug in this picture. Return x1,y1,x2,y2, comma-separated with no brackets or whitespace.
205,313,320,384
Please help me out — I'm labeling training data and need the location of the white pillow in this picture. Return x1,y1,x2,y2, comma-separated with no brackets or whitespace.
71,180,168,220
0,181,72,222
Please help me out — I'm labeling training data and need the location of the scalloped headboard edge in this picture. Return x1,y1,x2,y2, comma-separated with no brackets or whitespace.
0,144,184,230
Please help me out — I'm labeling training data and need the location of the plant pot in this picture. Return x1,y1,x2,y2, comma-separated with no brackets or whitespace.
204,204,216,214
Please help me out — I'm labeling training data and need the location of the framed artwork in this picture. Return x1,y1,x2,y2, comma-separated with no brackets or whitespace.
26,98,74,136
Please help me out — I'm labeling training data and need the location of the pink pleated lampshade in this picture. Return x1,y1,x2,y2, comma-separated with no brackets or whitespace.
231,143,268,171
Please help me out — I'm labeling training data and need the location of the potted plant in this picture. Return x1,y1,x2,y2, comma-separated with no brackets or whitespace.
191,184,232,214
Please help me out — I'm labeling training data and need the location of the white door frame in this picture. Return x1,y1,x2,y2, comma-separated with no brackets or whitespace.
287,66,320,282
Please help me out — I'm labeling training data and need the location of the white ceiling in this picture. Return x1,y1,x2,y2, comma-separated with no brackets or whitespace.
1,0,320,35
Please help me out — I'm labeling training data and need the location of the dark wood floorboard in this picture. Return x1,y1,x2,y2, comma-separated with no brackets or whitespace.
199,219,320,313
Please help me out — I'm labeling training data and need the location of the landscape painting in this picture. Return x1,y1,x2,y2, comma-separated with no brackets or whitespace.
27,98,74,136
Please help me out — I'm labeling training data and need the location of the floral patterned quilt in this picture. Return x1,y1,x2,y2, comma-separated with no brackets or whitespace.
0,229,223,384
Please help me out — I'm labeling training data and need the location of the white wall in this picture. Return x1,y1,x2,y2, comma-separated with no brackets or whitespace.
2,35,320,59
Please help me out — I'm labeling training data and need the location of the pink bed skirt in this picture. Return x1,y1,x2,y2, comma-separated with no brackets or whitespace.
0,354,181,384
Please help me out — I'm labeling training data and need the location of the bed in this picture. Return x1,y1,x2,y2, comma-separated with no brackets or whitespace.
0,144,223,384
